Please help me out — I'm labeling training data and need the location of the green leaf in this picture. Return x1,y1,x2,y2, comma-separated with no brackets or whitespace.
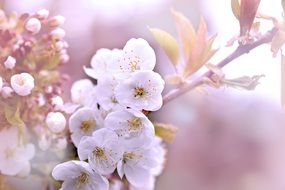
154,123,178,143
231,0,240,20
149,28,180,65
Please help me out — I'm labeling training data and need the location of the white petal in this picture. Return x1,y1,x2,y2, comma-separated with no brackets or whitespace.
52,160,88,180
77,136,98,160
124,165,152,187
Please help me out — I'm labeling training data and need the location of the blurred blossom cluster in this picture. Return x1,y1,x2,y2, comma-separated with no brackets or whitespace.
53,38,166,190
0,8,70,180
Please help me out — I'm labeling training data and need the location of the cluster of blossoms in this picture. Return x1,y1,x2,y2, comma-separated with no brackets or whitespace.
0,9,69,177
53,38,166,190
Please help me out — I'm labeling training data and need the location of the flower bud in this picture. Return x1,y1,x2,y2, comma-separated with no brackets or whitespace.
4,56,16,69
38,136,51,151
46,112,66,133
36,9,49,20
1,86,14,98
10,73,34,96
48,15,65,27
25,18,41,34
60,54,70,64
55,137,67,150
55,41,64,51
51,96,64,110
50,28,65,40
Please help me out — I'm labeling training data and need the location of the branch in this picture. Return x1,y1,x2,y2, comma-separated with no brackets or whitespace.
163,27,278,104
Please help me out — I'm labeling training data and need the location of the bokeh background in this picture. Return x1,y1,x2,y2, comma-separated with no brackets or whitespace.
1,0,285,189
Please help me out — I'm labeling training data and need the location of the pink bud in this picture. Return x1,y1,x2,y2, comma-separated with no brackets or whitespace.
60,54,70,64
50,28,66,40
25,18,41,34
48,15,65,27
4,56,16,69
36,9,49,20
55,41,64,51
2,86,14,98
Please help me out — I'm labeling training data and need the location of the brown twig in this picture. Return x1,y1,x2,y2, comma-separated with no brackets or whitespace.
163,27,278,104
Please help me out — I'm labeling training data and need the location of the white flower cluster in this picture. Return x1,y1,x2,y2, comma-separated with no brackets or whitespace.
0,127,35,177
53,38,166,190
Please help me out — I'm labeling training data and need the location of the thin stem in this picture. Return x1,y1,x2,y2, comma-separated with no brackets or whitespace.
163,27,278,104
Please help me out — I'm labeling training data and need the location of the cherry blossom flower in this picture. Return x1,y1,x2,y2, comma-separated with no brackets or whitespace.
104,108,154,146
10,72,35,96
69,107,101,147
46,111,66,133
84,48,122,79
4,56,16,69
77,128,123,175
0,127,35,176
116,70,165,111
117,138,165,188
96,76,121,111
52,160,109,190
108,38,156,76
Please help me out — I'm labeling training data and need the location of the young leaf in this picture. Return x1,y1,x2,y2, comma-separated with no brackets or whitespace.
154,123,178,143
149,28,180,65
231,0,240,20
171,9,195,62
239,0,261,36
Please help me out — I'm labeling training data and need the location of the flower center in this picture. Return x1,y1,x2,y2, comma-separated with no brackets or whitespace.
93,147,105,157
128,117,142,130
123,151,141,163
134,87,145,97
80,119,95,132
77,172,89,184
111,95,118,104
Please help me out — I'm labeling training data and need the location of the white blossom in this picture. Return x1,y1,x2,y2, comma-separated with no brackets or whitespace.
117,138,165,188
78,128,123,175
52,160,109,190
4,56,16,69
1,86,13,98
10,72,35,96
69,107,101,147
71,79,95,106
96,76,121,111
25,17,41,34
104,108,154,147
116,71,165,111
46,112,66,133
108,38,156,76
84,48,122,79
0,127,35,176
